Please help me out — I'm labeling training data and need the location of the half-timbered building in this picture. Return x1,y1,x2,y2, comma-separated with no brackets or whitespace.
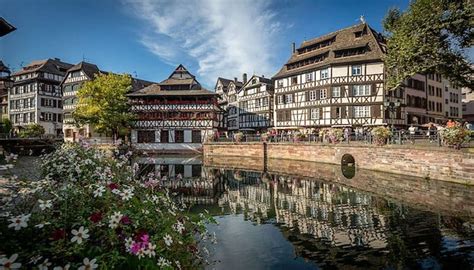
0,61,12,120
226,78,244,132
238,75,274,131
9,58,73,135
128,65,220,153
61,61,152,142
272,23,396,129
215,77,233,131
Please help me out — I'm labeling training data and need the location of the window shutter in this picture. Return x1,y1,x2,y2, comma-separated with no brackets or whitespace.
305,91,309,101
327,88,332,98
347,86,352,97
53,100,57,107
341,106,346,118
41,98,45,106
371,84,377,96
319,107,323,119
316,89,320,100
371,105,380,118
331,106,336,118
348,106,354,118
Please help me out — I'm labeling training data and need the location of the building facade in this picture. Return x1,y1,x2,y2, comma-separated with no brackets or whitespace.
61,61,153,142
215,77,233,131
9,58,73,135
128,65,220,153
462,87,474,123
237,75,274,131
272,23,392,130
226,78,243,132
0,61,12,121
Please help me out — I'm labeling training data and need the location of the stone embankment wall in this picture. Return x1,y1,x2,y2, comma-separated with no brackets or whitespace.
203,142,474,185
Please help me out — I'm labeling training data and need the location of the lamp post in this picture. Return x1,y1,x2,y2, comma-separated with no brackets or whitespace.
384,98,401,143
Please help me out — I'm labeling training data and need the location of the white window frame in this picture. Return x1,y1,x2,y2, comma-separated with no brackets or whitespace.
332,86,341,97
305,73,313,82
352,65,362,76
354,106,370,118
352,85,371,96
277,95,284,104
320,68,329,79
285,94,293,104
320,89,328,99
310,108,320,119
309,90,317,101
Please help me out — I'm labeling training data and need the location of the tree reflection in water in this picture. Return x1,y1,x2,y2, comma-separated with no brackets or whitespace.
135,156,474,270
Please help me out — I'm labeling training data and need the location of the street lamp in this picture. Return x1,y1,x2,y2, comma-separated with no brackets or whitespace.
384,98,402,143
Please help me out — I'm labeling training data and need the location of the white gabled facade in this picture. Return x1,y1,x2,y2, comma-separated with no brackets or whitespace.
237,75,274,130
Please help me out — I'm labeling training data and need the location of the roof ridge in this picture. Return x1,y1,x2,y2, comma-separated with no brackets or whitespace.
300,22,367,47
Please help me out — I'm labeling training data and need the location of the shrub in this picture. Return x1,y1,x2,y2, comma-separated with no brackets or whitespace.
440,125,470,149
260,132,269,142
19,124,45,138
0,143,215,269
371,126,392,146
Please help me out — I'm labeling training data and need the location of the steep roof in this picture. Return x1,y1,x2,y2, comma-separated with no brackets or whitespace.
128,64,216,97
241,75,272,89
67,61,102,79
273,23,387,79
13,58,73,76
0,61,10,73
0,17,16,37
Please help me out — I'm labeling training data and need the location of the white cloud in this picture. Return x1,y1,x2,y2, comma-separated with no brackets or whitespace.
124,0,282,86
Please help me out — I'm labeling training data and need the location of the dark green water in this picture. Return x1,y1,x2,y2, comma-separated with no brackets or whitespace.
135,156,474,270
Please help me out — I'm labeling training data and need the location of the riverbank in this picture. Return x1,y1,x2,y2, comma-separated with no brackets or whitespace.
203,142,474,185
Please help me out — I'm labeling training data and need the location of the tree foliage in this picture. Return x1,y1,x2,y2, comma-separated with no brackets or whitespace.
19,124,45,138
383,0,473,90
73,73,133,139
1,118,12,134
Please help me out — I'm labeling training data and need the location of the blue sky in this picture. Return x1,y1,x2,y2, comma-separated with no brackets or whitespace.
0,0,412,88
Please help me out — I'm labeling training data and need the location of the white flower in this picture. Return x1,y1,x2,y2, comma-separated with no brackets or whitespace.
37,258,52,270
78,258,98,270
111,189,121,195
52,264,70,270
163,234,173,247
38,199,53,210
157,257,171,268
144,243,156,258
120,189,134,201
0,253,21,269
175,260,181,270
125,237,134,252
8,214,30,231
71,226,89,244
108,212,123,229
174,221,185,234
93,186,105,198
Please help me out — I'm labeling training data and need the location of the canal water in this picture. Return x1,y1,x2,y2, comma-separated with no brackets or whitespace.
135,155,474,270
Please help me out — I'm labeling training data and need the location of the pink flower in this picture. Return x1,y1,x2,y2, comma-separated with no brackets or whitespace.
120,216,131,225
107,183,119,190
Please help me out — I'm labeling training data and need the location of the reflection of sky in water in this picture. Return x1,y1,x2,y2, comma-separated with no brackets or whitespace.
206,215,317,270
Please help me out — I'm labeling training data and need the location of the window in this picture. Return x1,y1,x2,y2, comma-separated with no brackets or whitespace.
255,98,262,108
192,130,201,143
277,80,284,88
310,108,320,119
305,73,313,82
291,77,298,85
352,85,371,96
192,165,202,177
175,164,184,176
320,68,329,79
137,131,155,143
262,97,268,107
309,90,317,101
175,130,184,143
160,130,169,143
277,95,284,104
351,65,362,76
320,89,327,99
354,106,370,118
332,86,341,97
284,94,293,103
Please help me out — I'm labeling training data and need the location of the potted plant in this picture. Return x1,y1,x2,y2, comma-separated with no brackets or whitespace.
261,132,269,142
371,126,392,146
233,132,244,143
440,124,470,149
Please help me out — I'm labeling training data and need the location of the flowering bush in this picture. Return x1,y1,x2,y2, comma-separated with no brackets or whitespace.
0,143,215,269
260,132,269,142
440,125,470,149
319,128,343,143
292,131,306,142
233,132,244,143
371,126,392,146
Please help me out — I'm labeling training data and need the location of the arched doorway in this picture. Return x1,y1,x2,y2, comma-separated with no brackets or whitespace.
341,154,355,179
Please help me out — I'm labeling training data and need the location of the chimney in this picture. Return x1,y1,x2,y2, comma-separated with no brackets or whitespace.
292,42,296,54
262,75,265,78
243,73,247,84
54,58,60,61
234,77,238,82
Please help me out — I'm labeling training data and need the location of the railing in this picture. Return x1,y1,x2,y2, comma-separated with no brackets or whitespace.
214,130,474,148
0,133,63,140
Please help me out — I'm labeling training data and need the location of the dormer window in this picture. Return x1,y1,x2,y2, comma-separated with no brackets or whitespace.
291,77,298,85
252,78,257,84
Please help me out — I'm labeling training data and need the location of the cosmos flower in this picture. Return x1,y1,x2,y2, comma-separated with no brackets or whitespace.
71,226,90,244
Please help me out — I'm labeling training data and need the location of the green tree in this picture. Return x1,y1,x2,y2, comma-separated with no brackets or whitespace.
73,73,133,141
1,118,12,134
19,123,45,138
383,0,473,90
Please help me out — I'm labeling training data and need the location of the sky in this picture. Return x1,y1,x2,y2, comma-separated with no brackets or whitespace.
0,0,413,89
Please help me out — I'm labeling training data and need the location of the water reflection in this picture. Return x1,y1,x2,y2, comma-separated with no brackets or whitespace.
135,155,474,270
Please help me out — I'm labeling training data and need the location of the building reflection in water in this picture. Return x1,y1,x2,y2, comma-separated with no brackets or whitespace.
134,155,474,269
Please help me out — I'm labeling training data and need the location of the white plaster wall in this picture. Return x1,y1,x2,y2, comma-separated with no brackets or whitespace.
332,66,347,77
366,62,384,75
